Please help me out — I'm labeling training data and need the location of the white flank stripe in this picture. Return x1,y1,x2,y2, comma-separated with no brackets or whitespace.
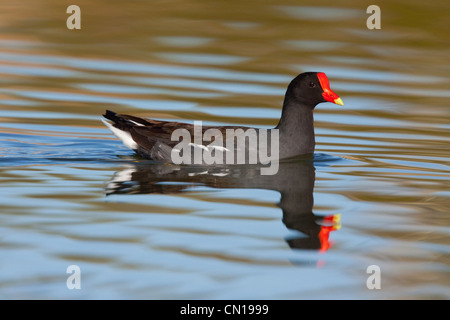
188,142,208,151
187,143,230,152
128,119,145,126
208,145,230,152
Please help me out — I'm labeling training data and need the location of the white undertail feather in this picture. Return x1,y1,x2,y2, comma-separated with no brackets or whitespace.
102,118,138,150
102,117,231,154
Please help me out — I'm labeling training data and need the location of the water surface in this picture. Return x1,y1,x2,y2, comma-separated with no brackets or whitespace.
0,0,449,299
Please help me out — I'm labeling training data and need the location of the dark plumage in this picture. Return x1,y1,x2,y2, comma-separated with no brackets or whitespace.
102,72,343,162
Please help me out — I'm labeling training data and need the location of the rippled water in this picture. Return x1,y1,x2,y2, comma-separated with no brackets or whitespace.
1,0,449,299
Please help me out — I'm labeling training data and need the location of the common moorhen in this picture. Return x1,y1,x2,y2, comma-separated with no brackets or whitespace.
102,72,343,162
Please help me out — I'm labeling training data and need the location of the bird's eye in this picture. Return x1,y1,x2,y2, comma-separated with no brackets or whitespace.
309,82,316,88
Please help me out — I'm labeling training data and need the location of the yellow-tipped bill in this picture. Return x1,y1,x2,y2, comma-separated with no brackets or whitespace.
317,72,344,106
334,97,344,106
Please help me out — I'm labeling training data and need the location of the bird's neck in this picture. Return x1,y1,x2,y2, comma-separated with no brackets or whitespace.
275,100,316,157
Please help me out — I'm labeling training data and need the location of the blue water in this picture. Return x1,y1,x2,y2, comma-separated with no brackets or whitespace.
0,0,449,299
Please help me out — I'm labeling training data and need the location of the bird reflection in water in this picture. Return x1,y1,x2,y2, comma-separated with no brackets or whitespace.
105,156,341,252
